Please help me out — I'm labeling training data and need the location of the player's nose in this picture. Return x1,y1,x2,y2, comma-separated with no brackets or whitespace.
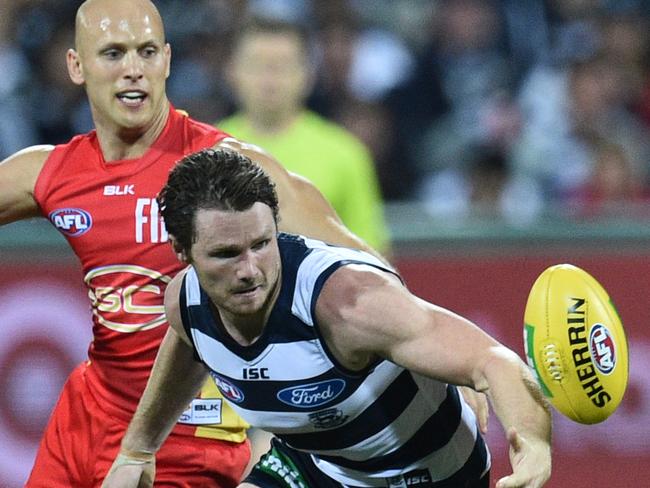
122,51,144,81
235,252,258,280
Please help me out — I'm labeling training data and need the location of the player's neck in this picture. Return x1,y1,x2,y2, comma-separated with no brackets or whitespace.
95,101,170,162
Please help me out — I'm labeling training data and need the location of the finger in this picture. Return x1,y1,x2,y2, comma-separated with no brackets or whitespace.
497,473,545,488
139,466,155,488
507,427,522,452
495,474,521,488
496,472,534,488
458,387,489,434
476,395,489,434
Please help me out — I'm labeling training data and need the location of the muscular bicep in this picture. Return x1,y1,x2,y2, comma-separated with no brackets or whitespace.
214,138,383,260
315,265,501,388
164,268,194,348
0,145,52,224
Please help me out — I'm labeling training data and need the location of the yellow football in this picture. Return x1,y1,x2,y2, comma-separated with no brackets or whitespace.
523,264,628,424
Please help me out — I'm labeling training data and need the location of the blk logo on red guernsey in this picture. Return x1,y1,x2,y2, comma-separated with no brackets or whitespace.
49,208,93,237
104,184,135,196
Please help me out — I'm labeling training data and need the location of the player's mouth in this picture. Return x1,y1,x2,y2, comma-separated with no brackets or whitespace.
116,90,148,107
233,285,262,297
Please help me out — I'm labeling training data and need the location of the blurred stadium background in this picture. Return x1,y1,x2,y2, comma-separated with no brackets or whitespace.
1,0,650,486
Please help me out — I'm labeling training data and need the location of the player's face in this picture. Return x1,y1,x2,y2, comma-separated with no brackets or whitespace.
230,31,310,117
68,1,171,134
189,203,281,322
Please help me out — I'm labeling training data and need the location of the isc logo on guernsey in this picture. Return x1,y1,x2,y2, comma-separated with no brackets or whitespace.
49,208,92,237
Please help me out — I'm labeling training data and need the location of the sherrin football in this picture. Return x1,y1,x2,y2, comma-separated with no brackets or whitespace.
523,264,628,424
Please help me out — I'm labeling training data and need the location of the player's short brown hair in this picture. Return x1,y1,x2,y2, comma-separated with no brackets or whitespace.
158,148,279,254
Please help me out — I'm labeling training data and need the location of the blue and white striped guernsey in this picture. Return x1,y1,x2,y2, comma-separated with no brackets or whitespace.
180,233,490,487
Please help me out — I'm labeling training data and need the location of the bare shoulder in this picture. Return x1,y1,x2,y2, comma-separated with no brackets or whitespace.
214,137,272,159
1,144,53,172
214,136,305,213
315,265,404,369
0,145,54,223
214,137,288,177
318,264,402,323
164,267,189,338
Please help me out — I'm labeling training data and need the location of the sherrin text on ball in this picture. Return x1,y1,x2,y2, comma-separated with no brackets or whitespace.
523,263,628,424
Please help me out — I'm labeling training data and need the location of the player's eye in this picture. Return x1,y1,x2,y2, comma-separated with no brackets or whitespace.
211,250,239,259
252,239,270,251
141,46,158,58
102,49,123,60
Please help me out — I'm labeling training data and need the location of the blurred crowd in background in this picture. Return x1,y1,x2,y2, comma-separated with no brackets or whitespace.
2,0,650,226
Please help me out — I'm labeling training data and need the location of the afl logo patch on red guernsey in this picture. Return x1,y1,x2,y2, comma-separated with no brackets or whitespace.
49,208,92,237
589,324,616,375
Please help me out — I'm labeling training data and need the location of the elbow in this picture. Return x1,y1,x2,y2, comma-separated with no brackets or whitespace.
472,345,524,392
475,345,551,416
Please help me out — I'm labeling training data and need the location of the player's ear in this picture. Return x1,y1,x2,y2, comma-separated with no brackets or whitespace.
170,235,189,263
67,49,85,85
163,43,171,79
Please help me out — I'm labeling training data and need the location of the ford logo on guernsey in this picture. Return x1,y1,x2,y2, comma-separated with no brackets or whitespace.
277,379,346,408
589,324,617,375
49,208,93,237
211,373,245,403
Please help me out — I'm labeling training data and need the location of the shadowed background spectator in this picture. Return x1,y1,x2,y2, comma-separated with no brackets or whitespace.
2,3,650,486
2,0,650,221
0,1,39,159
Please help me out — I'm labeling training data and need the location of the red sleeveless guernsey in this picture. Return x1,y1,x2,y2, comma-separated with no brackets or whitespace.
33,107,248,441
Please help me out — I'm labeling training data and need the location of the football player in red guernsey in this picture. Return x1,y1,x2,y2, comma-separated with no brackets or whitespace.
0,0,378,486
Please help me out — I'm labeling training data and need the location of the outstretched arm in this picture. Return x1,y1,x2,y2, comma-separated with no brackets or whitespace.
315,265,551,488
0,146,52,225
102,272,209,488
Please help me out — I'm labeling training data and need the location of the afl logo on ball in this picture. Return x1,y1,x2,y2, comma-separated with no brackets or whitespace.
589,324,616,375
49,208,92,237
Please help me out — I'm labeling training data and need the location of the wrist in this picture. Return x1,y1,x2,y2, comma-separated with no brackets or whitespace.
116,447,156,465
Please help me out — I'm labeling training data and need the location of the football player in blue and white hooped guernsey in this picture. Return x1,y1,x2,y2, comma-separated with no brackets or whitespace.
102,149,552,488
